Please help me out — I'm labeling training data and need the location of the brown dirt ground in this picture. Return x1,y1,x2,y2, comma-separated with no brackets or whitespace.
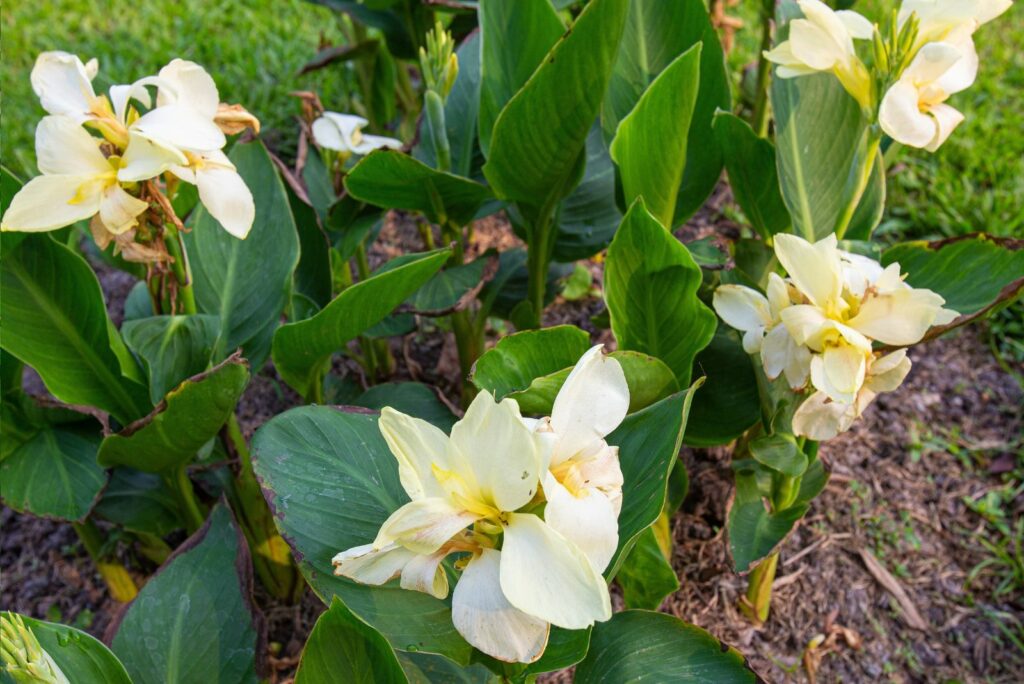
2,192,1022,684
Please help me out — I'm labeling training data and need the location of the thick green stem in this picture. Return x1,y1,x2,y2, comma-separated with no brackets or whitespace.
833,129,882,239
524,207,557,329
163,224,197,316
73,520,138,603
750,3,774,137
451,309,482,408
743,551,779,625
167,465,205,534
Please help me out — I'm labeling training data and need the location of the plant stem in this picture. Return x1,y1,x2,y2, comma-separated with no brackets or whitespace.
742,551,779,625
750,2,774,137
451,309,481,407
163,224,197,316
833,128,882,239
72,520,138,603
168,465,205,534
525,205,558,329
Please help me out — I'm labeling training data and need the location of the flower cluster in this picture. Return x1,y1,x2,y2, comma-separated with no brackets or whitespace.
1,613,68,684
766,0,1012,150
714,233,957,440
333,346,628,663
1,52,259,256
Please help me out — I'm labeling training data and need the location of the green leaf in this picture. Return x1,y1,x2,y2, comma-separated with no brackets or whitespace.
2,612,131,684
93,467,184,536
345,150,493,226
111,505,261,684
98,356,250,473
882,234,1024,317
575,610,758,683
602,0,731,224
470,325,591,399
1,427,104,522
185,140,300,368
478,0,564,157
483,0,628,210
522,627,592,676
288,182,334,309
122,315,220,404
712,111,790,238
416,32,482,178
553,125,621,262
750,434,807,478
295,596,407,684
610,44,702,227
606,383,700,578
615,525,679,609
252,406,473,664
354,382,457,432
770,0,884,240
398,653,498,683
683,326,760,446
728,469,808,573
410,256,491,314
0,235,150,423
604,200,717,387
272,249,450,399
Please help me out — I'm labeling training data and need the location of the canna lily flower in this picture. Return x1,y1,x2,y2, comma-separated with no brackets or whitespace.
713,274,812,389
899,0,1013,47
1,116,148,234
775,233,955,403
311,112,402,157
764,0,875,108
527,345,628,573
793,349,912,439
333,391,611,663
879,42,975,151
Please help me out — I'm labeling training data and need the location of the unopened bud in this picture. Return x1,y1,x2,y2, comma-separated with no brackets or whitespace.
0,613,70,684
419,21,458,100
871,27,889,75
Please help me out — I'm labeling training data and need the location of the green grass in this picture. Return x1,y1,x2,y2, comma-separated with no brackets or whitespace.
1,0,352,176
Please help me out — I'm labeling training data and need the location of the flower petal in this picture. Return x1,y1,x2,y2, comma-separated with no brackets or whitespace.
880,80,936,149
848,287,949,345
780,304,832,349
865,350,912,393
399,548,450,599
156,59,220,118
499,513,611,630
35,116,109,176
332,542,416,585
118,132,187,182
196,164,255,239
549,346,629,465
792,391,857,440
542,473,619,573
132,104,226,153
375,498,479,554
352,134,403,155
766,272,791,319
109,81,153,124
761,324,810,389
98,184,148,235
1,174,102,232
835,10,874,39
452,549,549,663
713,285,773,333
924,103,965,152
448,392,541,512
30,51,97,122
379,407,450,501
773,233,843,308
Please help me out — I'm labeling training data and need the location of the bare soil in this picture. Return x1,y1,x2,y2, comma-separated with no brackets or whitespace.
2,198,1022,684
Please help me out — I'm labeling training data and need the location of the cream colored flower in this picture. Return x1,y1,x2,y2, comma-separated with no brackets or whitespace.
311,112,402,156
764,0,875,108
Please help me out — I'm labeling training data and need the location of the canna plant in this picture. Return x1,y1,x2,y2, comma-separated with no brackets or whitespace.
2,0,1023,681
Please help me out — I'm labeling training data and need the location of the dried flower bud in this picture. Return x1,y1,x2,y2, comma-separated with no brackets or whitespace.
214,103,260,135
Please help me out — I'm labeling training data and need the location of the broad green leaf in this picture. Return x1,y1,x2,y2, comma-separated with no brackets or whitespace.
303,151,336,221
354,382,457,431
478,0,564,157
345,150,493,226
122,314,220,404
111,505,261,684
123,281,154,321
252,406,474,664
683,326,760,446
185,140,300,368
272,249,450,399
610,45,702,228
605,200,716,387
295,596,407,684
410,256,491,314
553,126,621,262
602,0,731,224
288,183,333,309
470,325,590,399
307,0,419,59
750,434,807,478
483,0,628,211
98,356,250,473
728,469,808,573
882,234,1024,317
2,612,131,684
615,525,679,610
771,0,884,240
605,384,699,578
399,653,498,683
712,111,790,238
522,627,592,676
1,427,104,522
575,610,758,683
0,235,150,423
94,467,184,536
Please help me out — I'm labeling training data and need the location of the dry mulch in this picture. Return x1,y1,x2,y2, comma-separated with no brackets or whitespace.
2,199,1022,684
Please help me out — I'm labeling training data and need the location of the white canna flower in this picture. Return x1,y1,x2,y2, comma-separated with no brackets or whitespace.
1,116,148,234
333,391,611,664
900,0,1013,47
879,42,976,151
311,112,402,157
526,345,628,573
713,274,812,389
774,233,955,403
764,0,875,108
793,348,912,439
